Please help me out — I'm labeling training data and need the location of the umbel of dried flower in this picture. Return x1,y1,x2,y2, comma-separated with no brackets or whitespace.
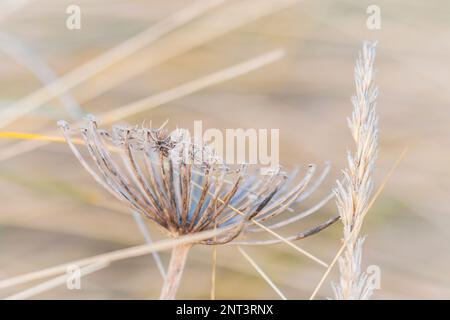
58,116,337,299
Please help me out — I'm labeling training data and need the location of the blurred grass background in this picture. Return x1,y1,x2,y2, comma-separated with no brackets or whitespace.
0,0,449,299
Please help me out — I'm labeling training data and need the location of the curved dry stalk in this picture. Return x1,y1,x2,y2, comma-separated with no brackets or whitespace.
233,215,339,246
246,192,334,232
190,180,329,267
293,162,331,204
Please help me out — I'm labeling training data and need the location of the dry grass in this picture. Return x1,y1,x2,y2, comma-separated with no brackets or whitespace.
0,0,449,300
331,41,379,300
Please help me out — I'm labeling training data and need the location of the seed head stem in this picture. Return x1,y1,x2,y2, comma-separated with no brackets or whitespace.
159,243,192,300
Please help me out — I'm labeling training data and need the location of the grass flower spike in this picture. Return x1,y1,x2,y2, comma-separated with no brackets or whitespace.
332,41,379,300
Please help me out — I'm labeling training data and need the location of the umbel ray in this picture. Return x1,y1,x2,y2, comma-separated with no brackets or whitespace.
58,116,338,299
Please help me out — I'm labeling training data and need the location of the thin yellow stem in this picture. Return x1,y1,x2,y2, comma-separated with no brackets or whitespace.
0,130,327,268
0,132,82,145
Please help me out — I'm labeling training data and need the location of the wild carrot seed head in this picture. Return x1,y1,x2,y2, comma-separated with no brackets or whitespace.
58,115,338,245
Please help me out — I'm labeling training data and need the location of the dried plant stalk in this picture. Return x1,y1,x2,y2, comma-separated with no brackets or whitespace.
332,41,379,300
160,244,192,300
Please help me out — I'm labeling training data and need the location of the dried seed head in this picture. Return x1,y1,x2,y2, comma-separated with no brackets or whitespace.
58,115,338,245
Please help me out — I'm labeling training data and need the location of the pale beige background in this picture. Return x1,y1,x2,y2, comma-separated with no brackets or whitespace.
0,0,449,299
